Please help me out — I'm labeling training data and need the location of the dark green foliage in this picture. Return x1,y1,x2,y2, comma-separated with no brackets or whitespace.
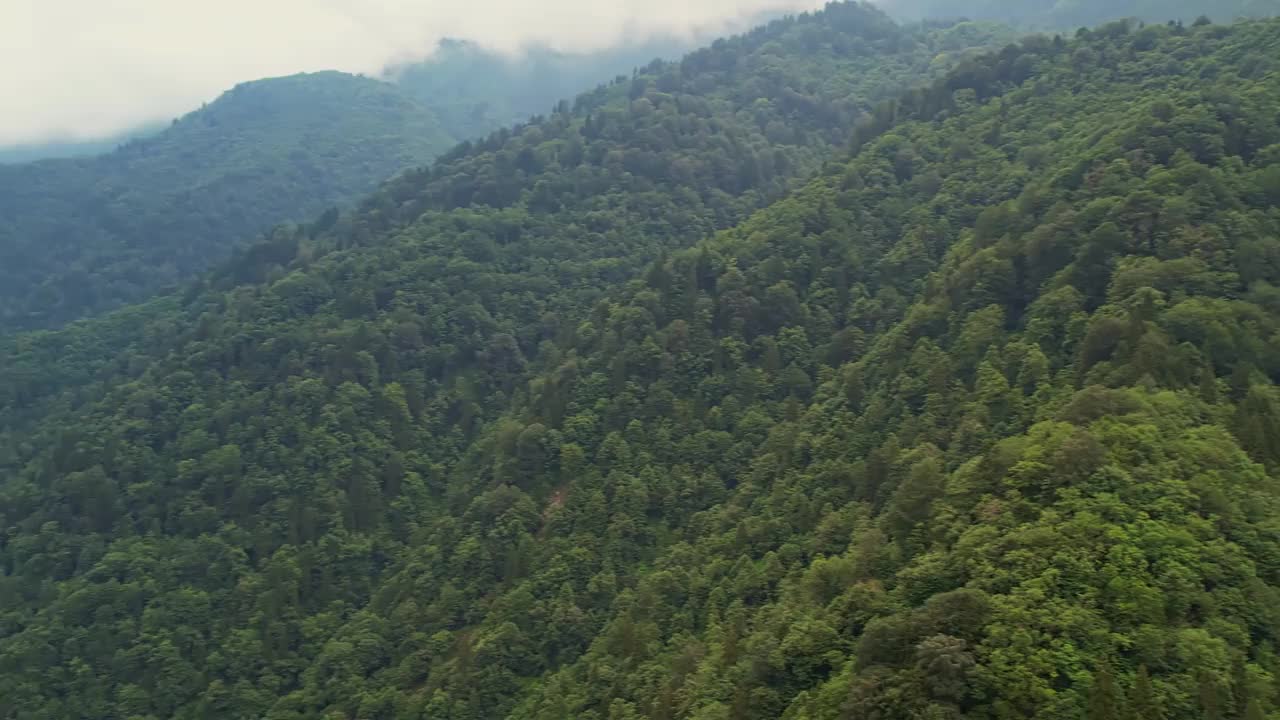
1089,665,1125,720
0,72,454,331
4,6,1280,720
1133,665,1166,720
0,36,761,331
0,6,1016,719
885,0,1280,27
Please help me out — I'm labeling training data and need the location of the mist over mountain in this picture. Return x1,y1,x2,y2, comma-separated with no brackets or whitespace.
0,25,791,330
0,125,165,165
1,17,784,168
1,0,825,149
387,35,725,140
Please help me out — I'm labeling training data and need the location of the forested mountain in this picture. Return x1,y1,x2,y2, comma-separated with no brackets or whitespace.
881,0,1280,26
0,72,454,332
388,32,755,140
0,5,1013,718
0,3,1003,423
4,5,1280,720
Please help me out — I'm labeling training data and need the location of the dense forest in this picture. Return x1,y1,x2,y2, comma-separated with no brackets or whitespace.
0,72,454,332
0,3,1004,423
4,2,1280,720
882,0,1280,26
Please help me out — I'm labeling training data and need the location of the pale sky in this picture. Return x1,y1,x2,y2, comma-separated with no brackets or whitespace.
1,0,827,147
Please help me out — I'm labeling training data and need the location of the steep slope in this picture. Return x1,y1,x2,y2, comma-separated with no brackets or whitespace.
0,71,454,332
264,16,1274,718
0,5,1016,719
461,17,1280,719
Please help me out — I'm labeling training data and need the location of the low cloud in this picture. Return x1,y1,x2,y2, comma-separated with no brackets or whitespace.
2,0,826,147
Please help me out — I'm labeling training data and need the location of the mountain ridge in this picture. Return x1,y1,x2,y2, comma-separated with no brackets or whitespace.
0,70,455,332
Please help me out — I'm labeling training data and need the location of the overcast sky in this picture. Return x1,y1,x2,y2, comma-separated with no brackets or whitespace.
1,0,829,147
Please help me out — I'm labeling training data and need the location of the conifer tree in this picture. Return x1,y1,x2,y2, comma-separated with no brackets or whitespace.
1130,665,1164,720
1089,665,1125,720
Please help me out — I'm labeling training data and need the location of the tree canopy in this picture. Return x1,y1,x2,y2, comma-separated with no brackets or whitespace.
3,4,1280,720
885,0,1280,27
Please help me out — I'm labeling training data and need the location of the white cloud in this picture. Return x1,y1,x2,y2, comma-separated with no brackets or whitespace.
0,0,826,146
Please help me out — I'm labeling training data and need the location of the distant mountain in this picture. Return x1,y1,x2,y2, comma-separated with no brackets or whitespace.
0,34,770,332
0,125,164,164
388,37,712,139
0,71,454,331
2,26,772,168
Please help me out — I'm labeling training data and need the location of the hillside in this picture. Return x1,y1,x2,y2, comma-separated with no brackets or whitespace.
270,16,1280,718
0,5,1020,719
485,18,1280,717
0,71,454,332
882,0,1280,26
5,6,1280,720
